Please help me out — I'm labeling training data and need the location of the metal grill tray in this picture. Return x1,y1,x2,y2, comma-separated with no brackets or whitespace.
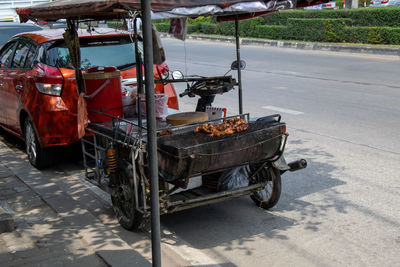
157,115,284,181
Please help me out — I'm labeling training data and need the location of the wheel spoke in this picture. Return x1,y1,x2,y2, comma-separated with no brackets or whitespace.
249,165,281,209
26,124,37,160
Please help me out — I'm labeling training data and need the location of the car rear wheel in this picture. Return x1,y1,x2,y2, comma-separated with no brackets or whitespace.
24,119,52,169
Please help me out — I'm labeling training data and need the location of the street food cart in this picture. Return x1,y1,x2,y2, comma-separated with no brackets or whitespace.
17,0,326,264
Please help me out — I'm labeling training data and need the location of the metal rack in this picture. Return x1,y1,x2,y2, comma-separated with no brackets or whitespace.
80,111,288,217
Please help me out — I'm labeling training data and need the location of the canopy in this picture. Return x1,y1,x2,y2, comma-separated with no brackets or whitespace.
17,0,327,22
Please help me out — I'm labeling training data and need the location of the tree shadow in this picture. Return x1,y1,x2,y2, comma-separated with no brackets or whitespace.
0,141,152,266
160,137,347,256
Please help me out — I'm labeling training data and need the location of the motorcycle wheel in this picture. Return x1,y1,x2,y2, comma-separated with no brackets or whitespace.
249,165,282,209
111,159,143,230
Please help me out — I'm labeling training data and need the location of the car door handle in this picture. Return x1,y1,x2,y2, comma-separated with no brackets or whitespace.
15,85,23,91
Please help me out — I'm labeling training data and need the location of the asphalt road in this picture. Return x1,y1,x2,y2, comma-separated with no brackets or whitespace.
2,38,399,266
158,38,400,266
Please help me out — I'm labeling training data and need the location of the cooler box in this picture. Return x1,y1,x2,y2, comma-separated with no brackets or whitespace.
83,66,123,122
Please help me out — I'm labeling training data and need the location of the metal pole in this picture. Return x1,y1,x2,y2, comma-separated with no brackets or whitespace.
65,19,84,94
235,16,243,114
134,17,143,137
141,1,161,266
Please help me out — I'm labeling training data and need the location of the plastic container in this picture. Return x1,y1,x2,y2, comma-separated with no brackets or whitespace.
137,93,168,119
122,95,136,118
83,66,122,122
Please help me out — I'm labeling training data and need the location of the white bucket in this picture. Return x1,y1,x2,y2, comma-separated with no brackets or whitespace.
122,95,136,118
137,93,168,119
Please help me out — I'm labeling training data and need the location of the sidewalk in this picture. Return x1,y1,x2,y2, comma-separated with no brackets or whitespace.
0,140,188,266
0,162,106,265
160,33,400,56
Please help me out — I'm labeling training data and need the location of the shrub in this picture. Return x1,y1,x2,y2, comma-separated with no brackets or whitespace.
347,26,400,44
107,21,124,29
262,8,400,27
155,10,400,45
187,23,202,34
200,23,220,34
255,25,287,39
188,16,211,24
218,21,236,36
286,18,352,42
346,27,369,43
154,23,170,33
367,27,383,44
380,27,400,44
239,17,264,37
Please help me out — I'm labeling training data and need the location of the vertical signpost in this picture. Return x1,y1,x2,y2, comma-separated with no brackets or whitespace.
141,0,162,266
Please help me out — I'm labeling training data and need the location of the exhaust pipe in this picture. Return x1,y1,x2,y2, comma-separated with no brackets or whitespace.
288,159,307,172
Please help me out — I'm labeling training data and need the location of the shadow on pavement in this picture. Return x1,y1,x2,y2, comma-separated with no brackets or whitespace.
0,138,151,266
160,137,346,255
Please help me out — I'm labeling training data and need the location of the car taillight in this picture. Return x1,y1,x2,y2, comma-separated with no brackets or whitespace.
156,63,169,80
33,63,64,96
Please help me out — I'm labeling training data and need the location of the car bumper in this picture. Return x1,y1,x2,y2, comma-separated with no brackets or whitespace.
31,96,79,147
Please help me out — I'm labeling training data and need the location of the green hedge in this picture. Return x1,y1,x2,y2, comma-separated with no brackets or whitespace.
255,25,287,40
187,23,202,33
286,18,353,42
154,20,400,44
262,8,400,27
154,23,170,33
381,27,400,44
200,23,220,34
346,26,400,44
107,21,124,29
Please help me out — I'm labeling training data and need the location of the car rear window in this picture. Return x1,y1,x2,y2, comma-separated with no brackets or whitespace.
0,42,16,68
46,36,142,70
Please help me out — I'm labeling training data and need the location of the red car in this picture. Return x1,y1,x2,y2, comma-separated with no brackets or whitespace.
0,28,178,169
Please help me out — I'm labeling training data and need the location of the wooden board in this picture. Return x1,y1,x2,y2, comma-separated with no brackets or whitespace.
166,112,208,126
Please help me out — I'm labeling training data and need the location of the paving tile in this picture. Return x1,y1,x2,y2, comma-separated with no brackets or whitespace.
0,166,11,179
13,186,29,193
0,142,153,267
0,177,24,190
0,208,14,233
43,194,81,214
0,189,17,198
1,231,35,252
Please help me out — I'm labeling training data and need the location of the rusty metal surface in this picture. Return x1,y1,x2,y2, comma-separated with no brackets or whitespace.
16,0,330,22
157,115,284,181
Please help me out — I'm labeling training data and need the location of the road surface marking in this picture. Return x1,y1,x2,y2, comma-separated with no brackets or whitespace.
262,105,304,115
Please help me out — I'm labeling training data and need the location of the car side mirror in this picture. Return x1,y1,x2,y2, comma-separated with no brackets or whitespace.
172,70,184,80
231,60,246,70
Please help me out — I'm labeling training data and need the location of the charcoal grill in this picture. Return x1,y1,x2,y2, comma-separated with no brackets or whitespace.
157,114,286,183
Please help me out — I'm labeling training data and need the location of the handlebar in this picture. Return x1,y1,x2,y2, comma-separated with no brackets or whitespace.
178,76,236,98
179,90,189,98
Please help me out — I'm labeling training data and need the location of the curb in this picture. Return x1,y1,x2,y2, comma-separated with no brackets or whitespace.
160,33,400,56
0,206,14,233
0,167,15,234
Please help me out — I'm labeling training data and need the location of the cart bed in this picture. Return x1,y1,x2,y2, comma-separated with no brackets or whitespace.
157,115,284,181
